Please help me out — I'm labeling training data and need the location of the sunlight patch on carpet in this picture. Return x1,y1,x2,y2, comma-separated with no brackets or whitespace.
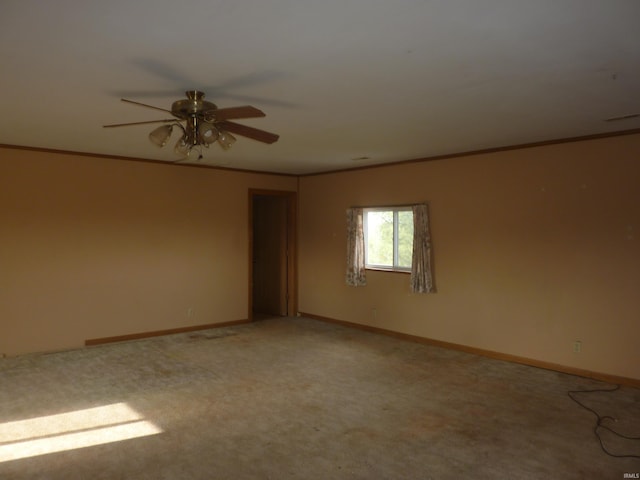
0,402,162,462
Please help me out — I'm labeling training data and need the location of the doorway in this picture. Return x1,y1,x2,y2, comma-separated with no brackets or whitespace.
249,190,297,319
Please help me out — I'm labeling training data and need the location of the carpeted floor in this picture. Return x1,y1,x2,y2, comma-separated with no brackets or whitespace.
0,316,638,479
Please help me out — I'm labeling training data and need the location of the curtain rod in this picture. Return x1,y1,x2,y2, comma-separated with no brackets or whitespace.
349,202,427,209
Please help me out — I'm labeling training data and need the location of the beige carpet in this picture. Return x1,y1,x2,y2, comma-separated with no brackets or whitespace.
0,316,638,479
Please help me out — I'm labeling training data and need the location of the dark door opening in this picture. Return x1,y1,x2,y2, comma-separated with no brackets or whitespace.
249,190,296,319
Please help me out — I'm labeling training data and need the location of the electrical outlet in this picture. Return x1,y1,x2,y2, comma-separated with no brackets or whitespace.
372,307,377,320
573,341,582,353
187,308,194,319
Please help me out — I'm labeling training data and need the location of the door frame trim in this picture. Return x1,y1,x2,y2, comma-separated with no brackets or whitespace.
248,189,297,320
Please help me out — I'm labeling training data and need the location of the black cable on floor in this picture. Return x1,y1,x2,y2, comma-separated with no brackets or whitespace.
568,384,640,459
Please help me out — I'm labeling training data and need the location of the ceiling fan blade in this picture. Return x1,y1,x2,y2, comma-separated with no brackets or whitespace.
103,119,176,128
208,106,266,121
220,121,280,144
121,98,173,114
604,113,639,122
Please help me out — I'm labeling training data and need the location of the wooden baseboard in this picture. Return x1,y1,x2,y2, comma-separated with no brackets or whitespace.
85,319,251,346
300,312,640,388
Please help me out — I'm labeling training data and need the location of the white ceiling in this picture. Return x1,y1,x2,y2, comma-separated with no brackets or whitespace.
1,1,639,175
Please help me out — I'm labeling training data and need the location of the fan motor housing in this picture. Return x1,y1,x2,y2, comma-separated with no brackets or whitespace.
171,90,217,119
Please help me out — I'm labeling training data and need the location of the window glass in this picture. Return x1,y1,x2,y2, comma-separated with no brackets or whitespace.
397,210,414,268
366,210,393,266
364,207,413,271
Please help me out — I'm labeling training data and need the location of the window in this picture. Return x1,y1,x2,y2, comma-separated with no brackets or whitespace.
363,207,414,272
347,203,433,292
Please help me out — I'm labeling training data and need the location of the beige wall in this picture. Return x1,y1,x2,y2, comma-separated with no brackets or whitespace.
2,135,639,381
0,147,296,356
298,134,640,381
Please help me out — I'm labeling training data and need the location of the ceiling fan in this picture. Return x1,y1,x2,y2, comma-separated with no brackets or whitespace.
103,90,279,159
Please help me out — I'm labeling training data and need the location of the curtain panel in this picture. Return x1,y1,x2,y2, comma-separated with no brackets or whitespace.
411,203,434,293
345,207,367,286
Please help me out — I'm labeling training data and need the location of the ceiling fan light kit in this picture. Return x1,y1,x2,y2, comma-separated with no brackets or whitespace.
148,124,173,147
198,122,219,144
218,131,236,150
104,90,279,160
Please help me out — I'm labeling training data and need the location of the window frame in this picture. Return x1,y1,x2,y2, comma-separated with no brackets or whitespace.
363,206,413,273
